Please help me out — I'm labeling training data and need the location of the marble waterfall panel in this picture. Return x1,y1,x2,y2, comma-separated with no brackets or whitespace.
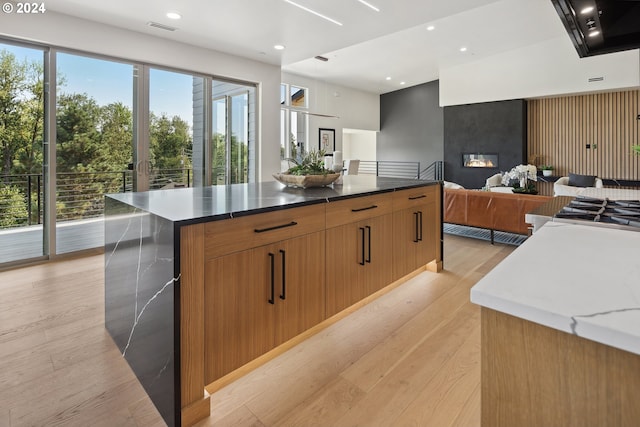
104,197,178,426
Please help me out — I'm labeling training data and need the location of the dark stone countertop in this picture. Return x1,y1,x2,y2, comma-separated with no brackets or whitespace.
106,176,440,224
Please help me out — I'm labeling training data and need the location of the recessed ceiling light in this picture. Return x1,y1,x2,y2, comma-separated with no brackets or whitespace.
400,81,406,85
274,44,285,50
385,77,391,81
426,25,435,31
166,12,181,20
588,31,600,37
356,0,380,12
580,6,594,15
460,47,467,52
283,0,343,26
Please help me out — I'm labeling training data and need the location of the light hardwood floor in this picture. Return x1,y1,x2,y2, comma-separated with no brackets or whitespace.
0,235,515,427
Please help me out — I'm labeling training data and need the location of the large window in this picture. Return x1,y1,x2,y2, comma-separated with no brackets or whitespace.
56,53,134,254
148,68,204,190
0,37,259,267
212,79,256,185
280,83,308,163
0,42,47,263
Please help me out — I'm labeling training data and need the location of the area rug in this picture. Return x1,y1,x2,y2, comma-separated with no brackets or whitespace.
443,223,527,246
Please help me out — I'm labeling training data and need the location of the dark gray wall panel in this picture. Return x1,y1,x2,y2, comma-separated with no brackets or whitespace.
378,80,443,172
443,99,527,189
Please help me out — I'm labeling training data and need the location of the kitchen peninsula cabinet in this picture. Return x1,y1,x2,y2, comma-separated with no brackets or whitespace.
392,185,441,279
104,177,442,427
325,193,394,317
204,230,325,383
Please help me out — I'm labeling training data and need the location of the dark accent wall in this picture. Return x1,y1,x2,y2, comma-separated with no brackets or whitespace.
378,80,443,173
444,100,527,189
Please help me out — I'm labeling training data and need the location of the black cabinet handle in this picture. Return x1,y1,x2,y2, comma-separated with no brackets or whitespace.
413,212,419,242
409,195,426,200
254,221,298,233
268,253,275,304
418,211,423,241
351,205,378,212
359,227,365,265
279,249,286,300
365,225,372,263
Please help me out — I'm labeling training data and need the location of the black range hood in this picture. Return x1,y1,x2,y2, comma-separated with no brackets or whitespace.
551,0,640,57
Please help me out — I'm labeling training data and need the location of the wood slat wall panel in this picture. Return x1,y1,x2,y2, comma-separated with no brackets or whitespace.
528,90,640,195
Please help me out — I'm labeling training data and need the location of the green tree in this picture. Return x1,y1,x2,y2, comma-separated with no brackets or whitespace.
150,113,192,186
13,60,44,176
56,93,101,172
0,185,27,227
0,49,29,184
96,102,133,171
150,113,191,169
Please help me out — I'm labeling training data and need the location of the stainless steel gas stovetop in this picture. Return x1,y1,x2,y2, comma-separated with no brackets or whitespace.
553,196,640,232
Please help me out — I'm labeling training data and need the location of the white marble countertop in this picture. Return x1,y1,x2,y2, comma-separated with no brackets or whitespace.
470,221,640,355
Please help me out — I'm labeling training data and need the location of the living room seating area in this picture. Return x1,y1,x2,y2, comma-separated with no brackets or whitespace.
443,188,552,243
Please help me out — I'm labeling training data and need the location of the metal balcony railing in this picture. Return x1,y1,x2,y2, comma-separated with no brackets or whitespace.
0,168,193,230
358,161,421,179
419,161,444,181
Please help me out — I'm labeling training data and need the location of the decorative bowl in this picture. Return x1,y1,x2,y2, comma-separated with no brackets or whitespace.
273,172,340,188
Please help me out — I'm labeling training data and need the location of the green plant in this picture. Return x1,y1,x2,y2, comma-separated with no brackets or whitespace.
539,165,553,170
285,149,331,175
512,180,538,195
632,145,640,155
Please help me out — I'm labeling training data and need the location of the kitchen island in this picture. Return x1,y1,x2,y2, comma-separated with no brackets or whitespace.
471,221,640,426
104,176,442,427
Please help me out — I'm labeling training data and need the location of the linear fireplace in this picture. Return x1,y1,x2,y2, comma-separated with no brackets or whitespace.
462,153,498,169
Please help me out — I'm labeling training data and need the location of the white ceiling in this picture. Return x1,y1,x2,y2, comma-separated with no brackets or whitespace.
45,0,569,94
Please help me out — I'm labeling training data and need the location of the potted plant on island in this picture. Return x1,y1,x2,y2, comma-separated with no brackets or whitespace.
273,149,341,188
540,165,554,177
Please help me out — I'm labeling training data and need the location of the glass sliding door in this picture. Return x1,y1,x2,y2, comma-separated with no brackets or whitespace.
148,67,204,190
212,79,256,185
0,42,47,264
56,53,134,254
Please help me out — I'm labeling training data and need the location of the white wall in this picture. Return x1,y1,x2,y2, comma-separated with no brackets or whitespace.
439,35,640,106
281,72,379,154
343,130,377,161
0,11,281,182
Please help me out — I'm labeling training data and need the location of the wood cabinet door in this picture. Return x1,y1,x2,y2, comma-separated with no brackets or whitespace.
326,214,394,317
325,223,366,317
275,231,326,345
363,213,394,296
204,248,276,383
414,201,437,268
392,208,420,280
392,202,438,279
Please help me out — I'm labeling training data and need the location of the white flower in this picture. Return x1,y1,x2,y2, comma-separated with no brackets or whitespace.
501,164,537,186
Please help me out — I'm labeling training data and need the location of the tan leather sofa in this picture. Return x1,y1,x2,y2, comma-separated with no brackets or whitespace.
444,188,552,238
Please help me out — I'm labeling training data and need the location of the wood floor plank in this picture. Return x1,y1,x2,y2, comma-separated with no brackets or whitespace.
449,382,481,427
331,303,481,427
2,347,141,422
1,409,9,427
0,350,54,390
128,397,168,427
197,404,265,427
340,271,480,392
393,324,481,426
273,376,367,427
